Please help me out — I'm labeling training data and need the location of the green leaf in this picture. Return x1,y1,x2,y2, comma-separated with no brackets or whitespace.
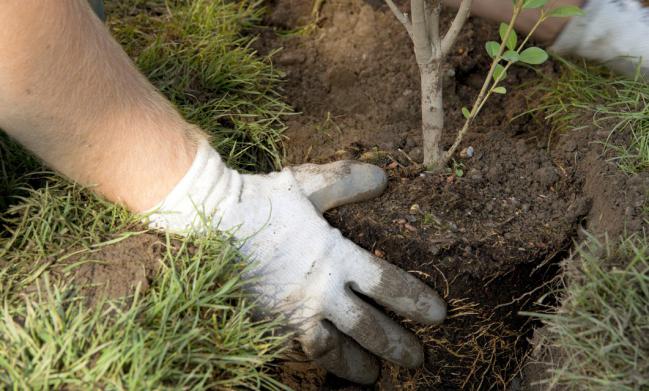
547,5,584,17
502,50,519,63
499,23,518,51
519,47,549,64
462,107,471,119
493,86,507,94
523,0,548,8
493,64,507,82
485,41,500,58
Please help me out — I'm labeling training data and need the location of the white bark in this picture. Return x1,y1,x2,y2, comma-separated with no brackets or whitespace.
420,62,443,167
442,0,473,57
385,0,473,168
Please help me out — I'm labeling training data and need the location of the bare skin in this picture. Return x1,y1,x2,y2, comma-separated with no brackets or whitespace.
443,0,586,43
0,0,198,212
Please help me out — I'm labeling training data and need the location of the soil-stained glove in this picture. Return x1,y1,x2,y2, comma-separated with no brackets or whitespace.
551,0,649,77
148,140,446,384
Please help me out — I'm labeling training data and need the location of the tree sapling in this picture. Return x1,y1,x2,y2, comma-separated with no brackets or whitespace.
384,0,583,169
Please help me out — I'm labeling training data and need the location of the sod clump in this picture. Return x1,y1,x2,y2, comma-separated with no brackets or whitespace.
533,59,649,174
527,235,649,391
0,180,289,390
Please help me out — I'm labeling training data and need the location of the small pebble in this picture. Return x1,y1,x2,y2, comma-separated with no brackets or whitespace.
334,149,353,160
374,249,385,258
275,51,306,66
409,204,422,215
460,146,475,158
359,151,382,162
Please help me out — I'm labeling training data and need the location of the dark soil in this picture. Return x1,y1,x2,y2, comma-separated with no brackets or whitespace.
256,0,648,390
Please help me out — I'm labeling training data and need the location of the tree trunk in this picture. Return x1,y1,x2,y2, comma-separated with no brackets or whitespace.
420,61,443,169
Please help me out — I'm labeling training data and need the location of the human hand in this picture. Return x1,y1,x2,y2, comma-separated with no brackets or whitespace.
149,140,446,384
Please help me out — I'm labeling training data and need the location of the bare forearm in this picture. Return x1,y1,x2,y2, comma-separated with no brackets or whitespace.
0,0,199,211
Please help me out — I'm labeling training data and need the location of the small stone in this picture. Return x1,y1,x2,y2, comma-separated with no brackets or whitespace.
374,249,385,258
359,150,386,163
405,215,417,223
404,223,417,232
395,218,407,225
409,204,422,215
275,51,306,66
334,149,353,160
460,146,475,158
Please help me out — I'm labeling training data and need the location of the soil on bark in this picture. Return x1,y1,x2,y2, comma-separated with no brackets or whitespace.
255,0,649,390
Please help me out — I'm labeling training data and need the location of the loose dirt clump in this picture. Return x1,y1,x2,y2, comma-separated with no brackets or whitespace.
26,234,165,307
253,0,647,389
66,234,164,305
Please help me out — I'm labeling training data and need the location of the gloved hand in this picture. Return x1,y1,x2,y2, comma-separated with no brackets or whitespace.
551,0,649,77
148,140,446,384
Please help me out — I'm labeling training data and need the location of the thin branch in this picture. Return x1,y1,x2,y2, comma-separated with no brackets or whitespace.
385,0,413,37
427,0,442,56
441,0,473,57
443,3,520,163
411,0,433,64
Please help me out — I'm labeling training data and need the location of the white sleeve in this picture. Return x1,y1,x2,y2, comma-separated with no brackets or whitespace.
551,0,649,76
146,139,241,234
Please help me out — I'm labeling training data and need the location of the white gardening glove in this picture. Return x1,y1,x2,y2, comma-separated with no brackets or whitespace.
148,140,446,384
551,0,649,77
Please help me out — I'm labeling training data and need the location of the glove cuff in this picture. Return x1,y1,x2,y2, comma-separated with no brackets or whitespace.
550,0,649,76
147,139,241,233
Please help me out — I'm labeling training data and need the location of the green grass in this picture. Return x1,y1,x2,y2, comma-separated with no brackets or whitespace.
0,181,288,390
525,236,649,391
0,0,291,388
107,0,290,172
532,58,649,174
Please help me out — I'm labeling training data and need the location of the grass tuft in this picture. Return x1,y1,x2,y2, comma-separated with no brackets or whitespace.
107,0,291,172
0,181,288,390
525,235,649,391
531,58,649,174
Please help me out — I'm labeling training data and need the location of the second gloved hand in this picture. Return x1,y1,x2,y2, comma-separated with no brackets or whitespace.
148,140,446,384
